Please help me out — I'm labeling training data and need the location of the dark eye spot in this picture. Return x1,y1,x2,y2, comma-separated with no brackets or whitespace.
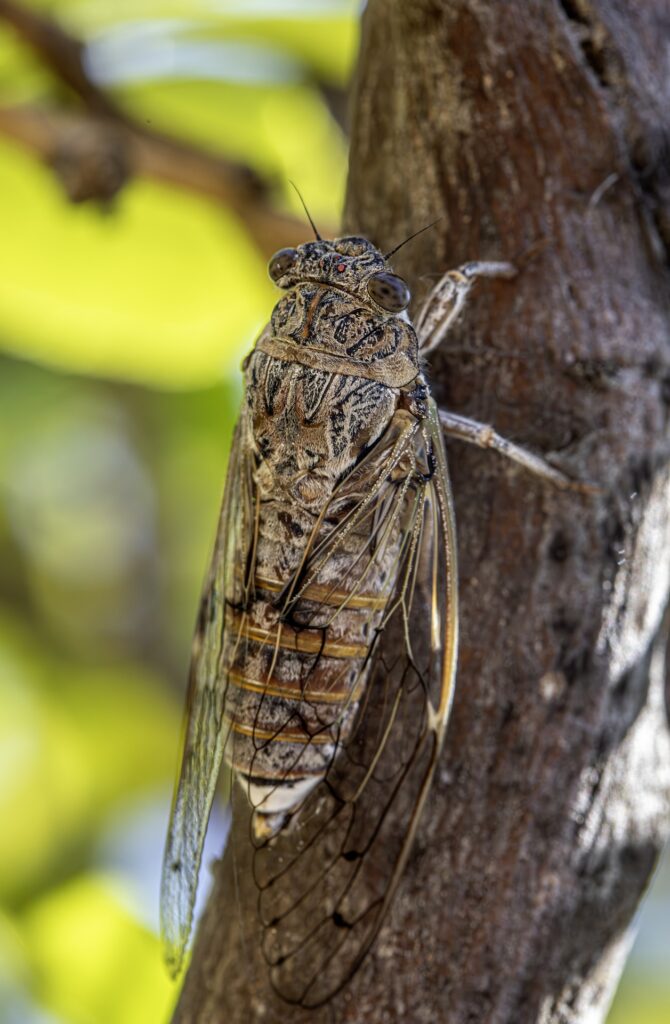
367,272,411,312
268,248,298,283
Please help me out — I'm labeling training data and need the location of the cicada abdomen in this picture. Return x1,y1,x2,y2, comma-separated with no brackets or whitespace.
161,234,459,1008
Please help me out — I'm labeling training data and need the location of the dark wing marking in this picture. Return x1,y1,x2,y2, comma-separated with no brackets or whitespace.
248,399,459,1007
160,416,256,976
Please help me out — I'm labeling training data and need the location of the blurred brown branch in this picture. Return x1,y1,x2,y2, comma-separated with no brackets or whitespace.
0,0,314,254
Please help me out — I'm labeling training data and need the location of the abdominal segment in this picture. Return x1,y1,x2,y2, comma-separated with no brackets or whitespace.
223,592,379,833
222,505,398,835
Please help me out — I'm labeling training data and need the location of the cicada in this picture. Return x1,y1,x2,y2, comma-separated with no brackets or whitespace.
160,229,577,1008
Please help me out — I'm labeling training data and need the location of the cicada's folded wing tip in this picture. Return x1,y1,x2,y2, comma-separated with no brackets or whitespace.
160,849,194,981
160,907,190,980
163,940,186,980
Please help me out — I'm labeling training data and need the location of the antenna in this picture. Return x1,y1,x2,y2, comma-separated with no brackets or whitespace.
289,180,322,241
384,218,442,260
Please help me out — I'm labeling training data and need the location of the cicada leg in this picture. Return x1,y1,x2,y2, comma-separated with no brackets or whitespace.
416,260,516,357
418,261,596,493
437,410,596,492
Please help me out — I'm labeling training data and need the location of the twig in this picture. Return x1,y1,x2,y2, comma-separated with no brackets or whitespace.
0,0,318,254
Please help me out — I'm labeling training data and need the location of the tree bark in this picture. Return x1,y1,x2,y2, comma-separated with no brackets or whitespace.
173,2,670,1021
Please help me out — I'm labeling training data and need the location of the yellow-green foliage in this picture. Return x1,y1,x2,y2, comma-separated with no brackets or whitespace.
0,0,349,387
22,876,176,1024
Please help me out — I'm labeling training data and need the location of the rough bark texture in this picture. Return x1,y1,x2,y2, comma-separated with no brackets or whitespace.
173,2,670,1021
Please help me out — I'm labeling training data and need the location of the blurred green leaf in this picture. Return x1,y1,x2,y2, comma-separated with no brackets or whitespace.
0,137,273,387
21,874,175,1024
607,975,670,1024
1,380,162,655
0,615,180,904
0,0,353,387
0,906,30,993
117,78,347,224
0,23,54,104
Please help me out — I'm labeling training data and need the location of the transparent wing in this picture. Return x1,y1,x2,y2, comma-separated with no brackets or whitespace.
160,416,256,976
250,399,459,1008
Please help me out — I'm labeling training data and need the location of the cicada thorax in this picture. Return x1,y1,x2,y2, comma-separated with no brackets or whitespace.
222,278,421,837
258,276,419,388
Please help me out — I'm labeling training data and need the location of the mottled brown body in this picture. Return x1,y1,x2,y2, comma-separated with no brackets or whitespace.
225,270,418,819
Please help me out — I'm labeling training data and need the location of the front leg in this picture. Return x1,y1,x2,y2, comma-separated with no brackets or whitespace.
438,410,596,493
416,261,516,356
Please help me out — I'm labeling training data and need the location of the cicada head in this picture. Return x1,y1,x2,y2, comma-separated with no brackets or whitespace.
268,236,411,315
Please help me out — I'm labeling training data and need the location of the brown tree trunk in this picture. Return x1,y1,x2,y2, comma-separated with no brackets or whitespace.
173,2,670,1021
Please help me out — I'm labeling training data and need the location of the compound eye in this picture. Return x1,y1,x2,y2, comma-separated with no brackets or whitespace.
367,272,411,312
268,247,298,283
